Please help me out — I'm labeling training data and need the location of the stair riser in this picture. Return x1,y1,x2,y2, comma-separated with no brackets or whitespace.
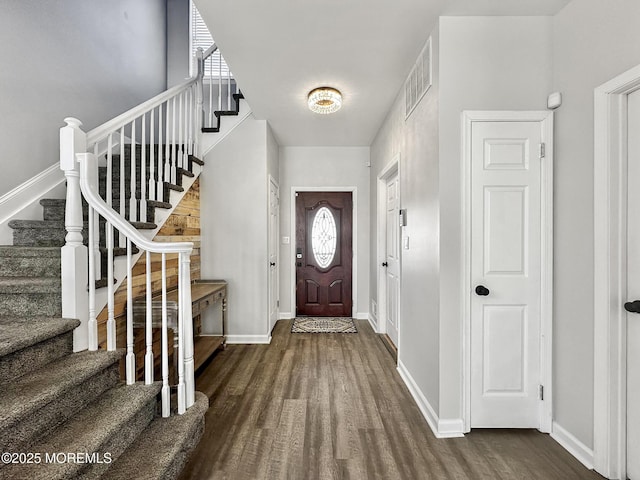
74,394,157,479
0,293,62,317
0,257,61,278
0,331,73,385
12,227,67,248
0,363,120,454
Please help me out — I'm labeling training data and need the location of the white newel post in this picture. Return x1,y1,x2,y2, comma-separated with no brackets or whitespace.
60,118,90,351
195,48,204,156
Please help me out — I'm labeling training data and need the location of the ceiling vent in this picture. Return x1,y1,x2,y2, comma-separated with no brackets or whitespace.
405,36,432,119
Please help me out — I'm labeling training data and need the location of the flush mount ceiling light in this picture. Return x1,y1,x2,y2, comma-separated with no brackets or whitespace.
307,87,342,114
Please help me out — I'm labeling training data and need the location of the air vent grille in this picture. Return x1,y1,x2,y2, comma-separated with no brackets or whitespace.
405,36,432,119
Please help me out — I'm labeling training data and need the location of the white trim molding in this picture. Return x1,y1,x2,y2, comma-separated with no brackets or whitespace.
551,422,595,471
279,312,293,320
226,334,272,344
397,360,464,439
593,63,640,480
461,110,554,434
367,312,379,333
376,154,401,350
0,162,65,224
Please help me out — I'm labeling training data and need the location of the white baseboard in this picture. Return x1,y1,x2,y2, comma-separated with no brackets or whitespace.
367,313,379,332
355,312,369,320
279,312,293,320
397,360,464,439
551,422,594,470
0,163,66,243
438,418,465,437
226,334,272,344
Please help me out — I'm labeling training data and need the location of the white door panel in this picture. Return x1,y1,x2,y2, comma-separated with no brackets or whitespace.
471,121,542,428
268,179,279,332
385,173,400,347
626,88,640,480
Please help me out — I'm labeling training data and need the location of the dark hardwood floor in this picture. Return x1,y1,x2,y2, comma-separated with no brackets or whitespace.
179,320,602,480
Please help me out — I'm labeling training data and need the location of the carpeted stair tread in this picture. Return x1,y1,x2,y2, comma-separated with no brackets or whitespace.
101,391,208,480
147,199,172,209
129,221,157,229
0,277,61,294
0,246,61,257
0,382,161,480
0,247,61,277
0,349,123,428
0,317,79,358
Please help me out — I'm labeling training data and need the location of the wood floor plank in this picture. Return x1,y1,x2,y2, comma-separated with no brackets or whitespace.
179,320,603,480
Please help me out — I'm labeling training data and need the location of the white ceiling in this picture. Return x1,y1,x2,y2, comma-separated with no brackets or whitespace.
194,0,571,147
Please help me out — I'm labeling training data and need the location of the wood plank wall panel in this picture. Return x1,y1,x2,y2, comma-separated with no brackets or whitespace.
96,179,201,380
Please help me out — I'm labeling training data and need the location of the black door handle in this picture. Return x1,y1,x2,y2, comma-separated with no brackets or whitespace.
475,285,490,296
270,262,276,267
624,300,640,313
382,262,388,267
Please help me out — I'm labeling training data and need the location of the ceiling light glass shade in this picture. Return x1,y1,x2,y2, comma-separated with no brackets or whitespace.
308,87,342,114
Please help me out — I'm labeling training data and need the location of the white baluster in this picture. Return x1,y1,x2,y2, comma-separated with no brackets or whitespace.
208,57,214,128
126,238,135,384
218,53,222,112
92,144,101,283
106,204,116,351
60,118,89,352
161,253,170,417
171,96,177,185
227,57,231,111
178,92,184,172
130,120,137,222
140,115,147,223
181,251,195,409
119,127,126,247
165,101,171,186
145,251,154,384
149,109,156,202
88,203,97,350
177,250,186,415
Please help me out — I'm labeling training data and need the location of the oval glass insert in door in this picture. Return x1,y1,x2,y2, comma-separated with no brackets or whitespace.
311,207,337,268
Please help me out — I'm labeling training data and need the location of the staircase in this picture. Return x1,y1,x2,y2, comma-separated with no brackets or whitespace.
0,142,212,479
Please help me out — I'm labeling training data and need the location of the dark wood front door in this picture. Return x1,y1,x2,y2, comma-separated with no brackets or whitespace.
296,191,352,317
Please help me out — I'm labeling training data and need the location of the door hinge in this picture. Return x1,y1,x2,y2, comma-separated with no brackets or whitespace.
277,300,280,307
539,384,544,401
539,143,546,159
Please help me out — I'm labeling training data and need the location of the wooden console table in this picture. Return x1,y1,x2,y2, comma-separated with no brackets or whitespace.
132,279,227,375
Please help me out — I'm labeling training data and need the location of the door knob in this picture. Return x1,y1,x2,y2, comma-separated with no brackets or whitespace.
475,285,490,296
382,262,388,267
624,300,640,313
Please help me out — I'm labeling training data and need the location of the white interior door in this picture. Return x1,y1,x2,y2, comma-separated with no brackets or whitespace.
626,88,640,480
385,173,400,347
470,120,543,428
268,178,279,332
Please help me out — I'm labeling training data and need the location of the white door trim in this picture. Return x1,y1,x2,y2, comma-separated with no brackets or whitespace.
268,175,280,333
376,154,401,342
593,63,640,480
290,186,358,318
461,110,554,434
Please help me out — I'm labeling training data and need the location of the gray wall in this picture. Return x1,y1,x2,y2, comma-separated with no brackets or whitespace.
200,116,273,340
0,0,167,197
370,16,553,422
370,22,441,414
167,0,191,87
552,0,640,448
279,146,370,319
438,15,553,420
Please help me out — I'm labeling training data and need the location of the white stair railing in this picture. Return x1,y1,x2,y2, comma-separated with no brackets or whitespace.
202,45,238,129
59,45,224,416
